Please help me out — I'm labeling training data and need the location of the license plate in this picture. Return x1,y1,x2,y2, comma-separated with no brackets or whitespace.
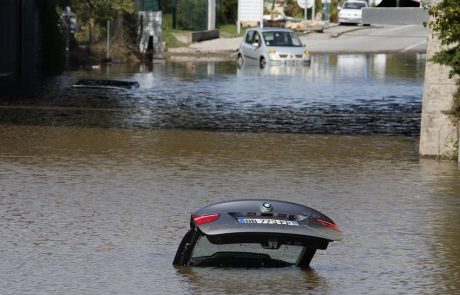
238,218,299,226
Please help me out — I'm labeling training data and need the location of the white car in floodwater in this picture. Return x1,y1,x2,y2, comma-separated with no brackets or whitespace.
237,28,311,69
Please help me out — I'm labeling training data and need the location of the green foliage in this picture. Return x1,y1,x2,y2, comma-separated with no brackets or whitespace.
218,24,244,37
308,0,339,22
69,0,134,22
162,30,186,48
217,0,238,25
284,0,303,18
432,47,460,79
451,91,460,124
426,0,460,125
329,0,339,23
60,0,135,53
136,0,161,11
176,0,208,31
427,0,460,79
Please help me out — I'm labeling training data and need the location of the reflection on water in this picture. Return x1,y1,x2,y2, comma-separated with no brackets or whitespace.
177,267,330,294
0,54,424,135
0,126,459,294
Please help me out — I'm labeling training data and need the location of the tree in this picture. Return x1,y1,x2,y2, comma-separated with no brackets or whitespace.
111,0,135,43
69,0,134,52
70,0,109,52
217,0,238,25
426,0,460,124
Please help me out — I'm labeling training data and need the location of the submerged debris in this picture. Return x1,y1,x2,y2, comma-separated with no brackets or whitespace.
73,79,140,90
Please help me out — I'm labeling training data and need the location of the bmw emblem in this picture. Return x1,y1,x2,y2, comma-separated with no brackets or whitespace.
261,202,273,212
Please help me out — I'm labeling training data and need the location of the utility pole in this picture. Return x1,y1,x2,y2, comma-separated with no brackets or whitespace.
324,0,329,27
304,3,307,30
106,20,110,60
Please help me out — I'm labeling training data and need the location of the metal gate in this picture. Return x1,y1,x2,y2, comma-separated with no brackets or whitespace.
161,0,208,31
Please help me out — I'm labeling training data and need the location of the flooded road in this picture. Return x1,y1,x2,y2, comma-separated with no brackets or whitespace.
0,54,425,135
1,54,459,294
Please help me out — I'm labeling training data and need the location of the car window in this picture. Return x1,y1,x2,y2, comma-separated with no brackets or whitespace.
253,32,261,46
262,31,303,47
245,31,255,44
343,2,367,9
190,235,304,266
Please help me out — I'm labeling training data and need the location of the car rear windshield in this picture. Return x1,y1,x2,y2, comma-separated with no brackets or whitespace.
262,31,303,47
189,235,304,267
343,2,367,9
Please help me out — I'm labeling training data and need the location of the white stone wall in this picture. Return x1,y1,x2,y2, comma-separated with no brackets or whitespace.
138,11,162,58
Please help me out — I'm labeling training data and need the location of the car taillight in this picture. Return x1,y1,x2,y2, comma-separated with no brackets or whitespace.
192,213,221,225
315,218,341,232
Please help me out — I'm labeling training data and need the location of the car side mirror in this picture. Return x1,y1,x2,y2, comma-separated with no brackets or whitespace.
252,42,259,47
338,7,341,11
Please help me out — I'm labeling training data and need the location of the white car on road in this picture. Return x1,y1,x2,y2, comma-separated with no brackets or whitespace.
237,28,311,69
338,0,369,26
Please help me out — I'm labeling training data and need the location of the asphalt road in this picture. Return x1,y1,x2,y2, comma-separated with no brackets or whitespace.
184,24,428,55
301,24,428,53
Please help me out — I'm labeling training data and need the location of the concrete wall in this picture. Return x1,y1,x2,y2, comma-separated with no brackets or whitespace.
191,29,219,42
419,24,458,160
0,0,40,87
362,8,428,25
0,0,20,85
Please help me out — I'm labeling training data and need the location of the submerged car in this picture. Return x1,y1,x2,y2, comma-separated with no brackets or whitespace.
338,0,369,26
237,28,311,69
173,199,342,268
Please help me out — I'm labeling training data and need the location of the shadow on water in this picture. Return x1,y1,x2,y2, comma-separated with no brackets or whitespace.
0,54,425,135
176,266,330,295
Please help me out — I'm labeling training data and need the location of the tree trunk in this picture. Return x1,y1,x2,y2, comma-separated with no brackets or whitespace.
115,13,124,44
88,17,95,54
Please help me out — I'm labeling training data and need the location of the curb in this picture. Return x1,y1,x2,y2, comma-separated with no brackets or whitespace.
330,25,383,38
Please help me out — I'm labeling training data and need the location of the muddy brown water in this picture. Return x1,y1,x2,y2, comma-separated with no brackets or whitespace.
1,54,459,294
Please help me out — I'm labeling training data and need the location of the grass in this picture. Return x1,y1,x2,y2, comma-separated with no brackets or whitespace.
163,29,187,48
218,24,245,38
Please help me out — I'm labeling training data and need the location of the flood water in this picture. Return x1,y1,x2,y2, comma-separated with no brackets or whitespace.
0,54,425,135
1,54,459,294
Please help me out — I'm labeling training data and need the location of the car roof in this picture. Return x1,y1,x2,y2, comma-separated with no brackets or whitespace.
246,27,294,33
343,0,368,3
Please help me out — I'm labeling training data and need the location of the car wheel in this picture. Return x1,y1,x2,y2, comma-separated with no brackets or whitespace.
259,57,266,69
237,54,244,68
